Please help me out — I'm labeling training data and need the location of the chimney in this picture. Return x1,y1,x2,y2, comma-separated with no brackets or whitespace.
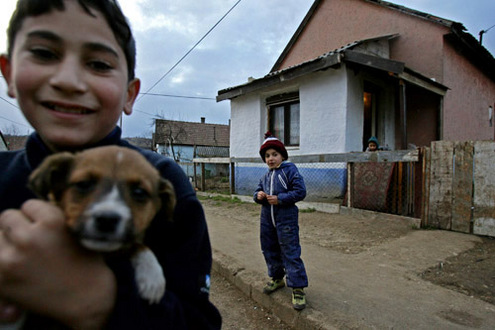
201,117,205,124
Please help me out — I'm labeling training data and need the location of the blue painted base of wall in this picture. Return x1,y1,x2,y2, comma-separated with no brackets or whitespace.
235,165,347,202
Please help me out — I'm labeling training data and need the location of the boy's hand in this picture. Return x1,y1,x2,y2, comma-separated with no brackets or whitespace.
266,195,279,205
0,200,116,329
0,299,23,324
257,191,267,200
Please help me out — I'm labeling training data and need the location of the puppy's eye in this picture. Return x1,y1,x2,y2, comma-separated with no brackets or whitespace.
72,180,96,194
131,187,150,202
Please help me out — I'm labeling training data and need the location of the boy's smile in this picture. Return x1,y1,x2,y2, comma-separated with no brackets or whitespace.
0,0,140,151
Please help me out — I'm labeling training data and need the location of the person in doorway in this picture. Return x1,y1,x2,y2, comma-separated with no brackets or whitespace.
366,136,379,152
0,0,221,328
254,132,309,310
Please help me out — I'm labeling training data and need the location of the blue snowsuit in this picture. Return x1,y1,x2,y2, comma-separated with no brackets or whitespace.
254,161,308,288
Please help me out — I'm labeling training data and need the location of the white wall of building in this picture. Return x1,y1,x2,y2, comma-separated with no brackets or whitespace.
230,68,355,158
230,93,264,158
298,69,349,154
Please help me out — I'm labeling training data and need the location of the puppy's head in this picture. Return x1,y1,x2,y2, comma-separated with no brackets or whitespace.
29,146,176,252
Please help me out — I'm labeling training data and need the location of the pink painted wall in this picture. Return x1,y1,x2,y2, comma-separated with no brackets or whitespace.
442,44,495,140
279,0,448,82
278,0,495,141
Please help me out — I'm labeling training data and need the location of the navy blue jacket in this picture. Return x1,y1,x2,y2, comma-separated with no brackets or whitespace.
0,127,221,329
254,162,306,223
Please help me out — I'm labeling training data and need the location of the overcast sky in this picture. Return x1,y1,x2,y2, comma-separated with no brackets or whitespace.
1,0,494,138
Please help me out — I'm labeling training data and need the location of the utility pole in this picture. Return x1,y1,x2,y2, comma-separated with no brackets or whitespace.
479,23,495,45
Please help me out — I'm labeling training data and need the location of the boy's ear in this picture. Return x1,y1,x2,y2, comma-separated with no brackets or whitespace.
0,54,15,98
123,78,141,115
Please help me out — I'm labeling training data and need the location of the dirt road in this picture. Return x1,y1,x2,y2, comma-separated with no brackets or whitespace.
202,195,495,328
210,269,290,329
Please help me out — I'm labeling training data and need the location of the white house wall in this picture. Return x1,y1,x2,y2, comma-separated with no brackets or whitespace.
230,93,264,158
230,67,352,159
298,69,349,154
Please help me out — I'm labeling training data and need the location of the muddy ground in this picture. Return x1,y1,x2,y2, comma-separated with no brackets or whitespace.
203,196,495,327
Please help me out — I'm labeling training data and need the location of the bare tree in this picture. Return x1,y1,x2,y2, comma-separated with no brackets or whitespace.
155,119,188,162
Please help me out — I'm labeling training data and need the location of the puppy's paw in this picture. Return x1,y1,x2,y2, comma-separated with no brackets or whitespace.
131,248,166,304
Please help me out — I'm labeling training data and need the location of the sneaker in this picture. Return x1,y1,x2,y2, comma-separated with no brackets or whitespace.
292,288,306,310
263,278,285,294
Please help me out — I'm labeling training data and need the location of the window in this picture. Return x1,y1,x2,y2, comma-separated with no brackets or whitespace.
267,92,300,146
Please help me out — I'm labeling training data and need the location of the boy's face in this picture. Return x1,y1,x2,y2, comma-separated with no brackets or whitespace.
0,1,140,151
368,142,378,151
264,148,284,169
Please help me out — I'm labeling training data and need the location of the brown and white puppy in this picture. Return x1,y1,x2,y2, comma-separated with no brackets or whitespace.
28,146,176,304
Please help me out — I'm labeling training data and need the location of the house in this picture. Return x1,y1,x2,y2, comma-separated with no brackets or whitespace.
217,0,495,197
0,131,8,151
2,134,28,151
124,137,153,151
153,117,230,178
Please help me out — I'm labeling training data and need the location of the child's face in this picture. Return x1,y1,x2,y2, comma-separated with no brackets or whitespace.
264,148,284,169
368,142,377,151
0,1,140,151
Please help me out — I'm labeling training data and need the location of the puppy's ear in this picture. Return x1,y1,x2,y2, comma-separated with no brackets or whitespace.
29,152,75,202
159,178,176,222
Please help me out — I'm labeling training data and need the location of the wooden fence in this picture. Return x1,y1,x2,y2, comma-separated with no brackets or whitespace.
194,141,494,237
422,141,495,237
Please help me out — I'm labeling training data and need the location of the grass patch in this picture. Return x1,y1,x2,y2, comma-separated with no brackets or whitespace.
300,208,316,213
198,194,243,204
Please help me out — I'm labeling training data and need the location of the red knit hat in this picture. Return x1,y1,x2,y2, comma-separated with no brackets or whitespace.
259,131,288,162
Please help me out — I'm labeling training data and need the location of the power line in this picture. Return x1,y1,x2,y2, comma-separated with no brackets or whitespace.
483,23,495,33
137,0,242,103
0,114,31,129
0,96,19,109
139,92,215,100
479,23,495,45
133,109,159,117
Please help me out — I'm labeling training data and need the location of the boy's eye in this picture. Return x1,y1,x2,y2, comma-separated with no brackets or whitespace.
29,47,59,61
87,60,113,72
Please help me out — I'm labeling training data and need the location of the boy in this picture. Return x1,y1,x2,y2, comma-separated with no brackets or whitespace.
0,0,221,328
254,132,308,310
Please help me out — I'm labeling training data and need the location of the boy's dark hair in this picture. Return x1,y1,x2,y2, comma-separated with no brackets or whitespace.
6,0,136,80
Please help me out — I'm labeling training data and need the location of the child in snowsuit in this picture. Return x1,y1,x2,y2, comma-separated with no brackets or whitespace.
254,132,308,310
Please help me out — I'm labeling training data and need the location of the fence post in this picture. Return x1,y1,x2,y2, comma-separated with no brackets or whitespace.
201,162,206,192
347,162,353,207
421,147,430,227
230,162,236,195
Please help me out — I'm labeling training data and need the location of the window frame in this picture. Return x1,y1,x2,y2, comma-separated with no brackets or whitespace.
266,92,300,147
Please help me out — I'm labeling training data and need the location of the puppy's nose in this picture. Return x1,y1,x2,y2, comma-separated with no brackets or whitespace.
94,212,121,233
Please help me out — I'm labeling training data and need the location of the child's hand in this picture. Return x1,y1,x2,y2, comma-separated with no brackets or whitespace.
266,195,279,205
0,200,116,328
257,191,267,200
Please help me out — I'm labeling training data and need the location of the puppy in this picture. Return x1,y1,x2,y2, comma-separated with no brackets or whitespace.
28,146,176,304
